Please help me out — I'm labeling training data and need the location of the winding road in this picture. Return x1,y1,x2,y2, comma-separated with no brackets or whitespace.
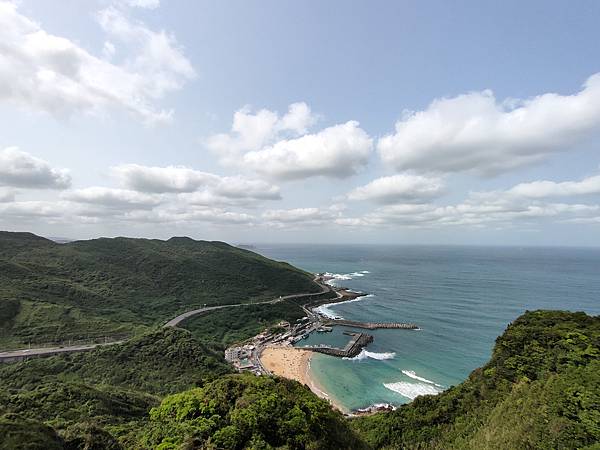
163,276,331,328
0,276,332,363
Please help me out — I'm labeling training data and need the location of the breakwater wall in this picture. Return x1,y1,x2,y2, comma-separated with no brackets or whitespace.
326,319,419,330
309,332,373,358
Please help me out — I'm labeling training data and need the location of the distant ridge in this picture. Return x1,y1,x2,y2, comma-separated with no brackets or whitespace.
0,231,319,348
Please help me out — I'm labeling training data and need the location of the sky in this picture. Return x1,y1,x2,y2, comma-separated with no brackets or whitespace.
1,0,600,246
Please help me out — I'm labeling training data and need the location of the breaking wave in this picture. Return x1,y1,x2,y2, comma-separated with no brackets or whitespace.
313,294,374,319
401,370,444,387
324,271,370,286
383,381,442,400
343,349,396,361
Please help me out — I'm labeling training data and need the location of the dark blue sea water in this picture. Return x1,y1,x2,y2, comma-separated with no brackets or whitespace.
255,245,600,412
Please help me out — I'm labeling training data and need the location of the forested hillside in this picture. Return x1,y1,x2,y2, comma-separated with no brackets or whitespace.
352,310,600,449
0,232,318,348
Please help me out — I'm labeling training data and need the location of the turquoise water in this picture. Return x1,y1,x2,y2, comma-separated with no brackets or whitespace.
256,245,600,412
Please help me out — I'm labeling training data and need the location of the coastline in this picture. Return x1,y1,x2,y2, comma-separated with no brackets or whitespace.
260,346,348,413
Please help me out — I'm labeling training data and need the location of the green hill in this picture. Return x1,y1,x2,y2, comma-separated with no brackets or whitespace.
0,328,233,448
0,232,319,348
352,310,600,449
140,374,367,450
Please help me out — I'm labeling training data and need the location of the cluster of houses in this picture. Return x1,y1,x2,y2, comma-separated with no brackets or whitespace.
224,314,327,374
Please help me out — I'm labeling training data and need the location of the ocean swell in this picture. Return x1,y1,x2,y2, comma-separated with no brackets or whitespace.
383,381,442,400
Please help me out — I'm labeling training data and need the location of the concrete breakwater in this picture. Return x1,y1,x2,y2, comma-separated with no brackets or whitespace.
308,332,374,358
326,319,419,330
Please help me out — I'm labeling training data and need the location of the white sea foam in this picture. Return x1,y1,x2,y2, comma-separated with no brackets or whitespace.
343,349,396,361
313,294,374,319
401,370,444,387
313,305,340,319
323,270,370,286
383,381,442,400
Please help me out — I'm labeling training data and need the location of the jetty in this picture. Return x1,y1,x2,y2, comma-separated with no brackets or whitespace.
307,332,373,358
325,319,419,330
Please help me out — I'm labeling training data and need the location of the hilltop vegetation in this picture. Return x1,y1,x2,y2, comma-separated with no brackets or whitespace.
0,232,318,348
0,328,230,448
141,374,367,450
352,310,600,449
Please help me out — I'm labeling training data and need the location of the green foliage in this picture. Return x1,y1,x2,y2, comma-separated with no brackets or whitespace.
0,327,231,396
0,414,64,450
0,381,154,427
0,328,233,447
0,298,19,326
142,373,368,450
61,423,123,450
183,301,306,346
352,310,600,449
0,232,319,348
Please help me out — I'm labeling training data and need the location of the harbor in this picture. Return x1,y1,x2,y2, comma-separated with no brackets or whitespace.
224,274,419,375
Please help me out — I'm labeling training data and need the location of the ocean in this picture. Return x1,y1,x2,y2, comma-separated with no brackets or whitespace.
255,244,600,412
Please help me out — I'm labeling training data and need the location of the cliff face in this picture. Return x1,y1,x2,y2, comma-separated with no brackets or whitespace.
352,310,600,449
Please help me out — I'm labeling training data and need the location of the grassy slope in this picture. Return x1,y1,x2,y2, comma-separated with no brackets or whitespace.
0,232,319,348
352,310,600,449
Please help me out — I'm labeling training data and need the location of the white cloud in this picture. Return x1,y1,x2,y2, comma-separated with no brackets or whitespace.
212,176,281,200
0,200,72,220
0,1,194,124
162,207,254,225
341,195,600,230
112,164,217,193
207,103,371,180
505,174,600,198
120,0,161,9
347,174,445,204
0,147,71,189
378,73,600,176
206,102,317,164
63,187,162,209
262,207,340,227
243,121,373,180
0,188,15,202
112,164,281,205
0,198,255,226
96,6,195,98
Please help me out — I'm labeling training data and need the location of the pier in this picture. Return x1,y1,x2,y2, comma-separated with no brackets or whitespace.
307,332,373,358
325,319,419,330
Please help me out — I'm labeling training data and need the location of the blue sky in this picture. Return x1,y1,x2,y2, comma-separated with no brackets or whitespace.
1,0,600,245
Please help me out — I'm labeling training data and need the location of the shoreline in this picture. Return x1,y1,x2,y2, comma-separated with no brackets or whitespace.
259,346,348,414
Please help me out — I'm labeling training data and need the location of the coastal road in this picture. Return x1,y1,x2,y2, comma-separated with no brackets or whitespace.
0,341,123,363
1,276,333,362
163,304,236,327
163,275,332,328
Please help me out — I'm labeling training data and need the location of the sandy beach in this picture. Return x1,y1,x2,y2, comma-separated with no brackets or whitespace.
260,346,347,413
